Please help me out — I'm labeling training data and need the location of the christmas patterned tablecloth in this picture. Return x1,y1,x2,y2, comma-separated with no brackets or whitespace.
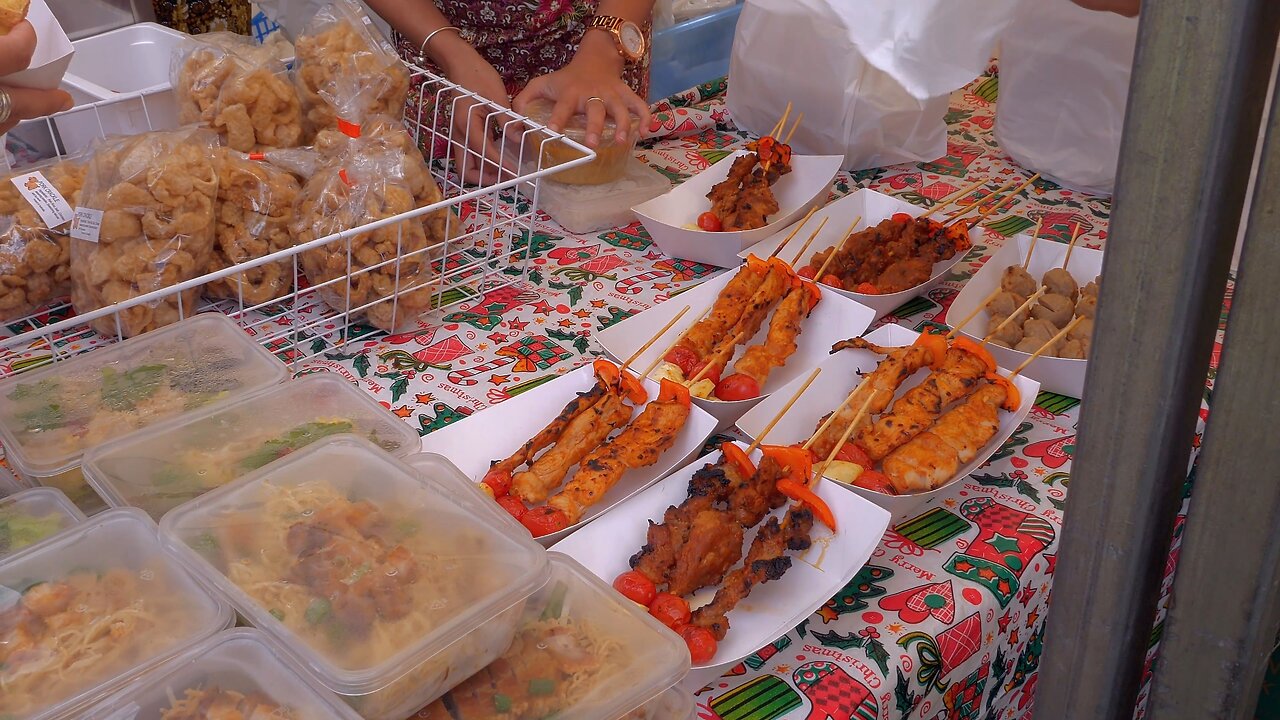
0,66,1205,720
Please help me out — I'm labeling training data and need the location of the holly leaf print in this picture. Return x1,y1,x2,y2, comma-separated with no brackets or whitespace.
527,268,544,286
324,350,360,362
811,629,863,651
795,619,809,639
895,668,918,714
390,377,409,403
353,354,371,378
1049,496,1066,512
972,473,1016,489
567,284,583,307
1016,480,1041,503
865,636,890,674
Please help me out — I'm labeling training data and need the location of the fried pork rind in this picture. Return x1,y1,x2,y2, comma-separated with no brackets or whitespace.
0,158,86,321
294,0,410,138
292,146,438,332
70,128,220,338
205,147,306,305
174,32,304,153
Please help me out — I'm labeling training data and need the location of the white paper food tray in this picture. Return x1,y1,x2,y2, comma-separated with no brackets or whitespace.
737,324,1038,520
633,150,842,268
0,0,73,91
551,442,890,673
742,188,974,320
595,270,876,429
417,362,718,546
947,231,1101,398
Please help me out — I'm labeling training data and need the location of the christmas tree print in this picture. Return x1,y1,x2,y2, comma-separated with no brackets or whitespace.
416,402,474,436
818,565,894,622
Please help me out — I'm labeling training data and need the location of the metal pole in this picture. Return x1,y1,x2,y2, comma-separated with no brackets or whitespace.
1036,1,1280,718
1146,55,1280,720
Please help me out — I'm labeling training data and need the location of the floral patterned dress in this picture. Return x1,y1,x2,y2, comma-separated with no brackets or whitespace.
394,0,651,154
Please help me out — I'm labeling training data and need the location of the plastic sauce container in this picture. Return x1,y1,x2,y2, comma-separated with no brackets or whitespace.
0,313,288,515
0,486,84,560
87,628,363,719
409,552,690,720
83,373,420,521
0,508,233,719
525,98,641,186
159,435,551,720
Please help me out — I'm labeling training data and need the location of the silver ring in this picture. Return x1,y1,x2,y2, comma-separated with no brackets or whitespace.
585,96,606,110
0,88,12,125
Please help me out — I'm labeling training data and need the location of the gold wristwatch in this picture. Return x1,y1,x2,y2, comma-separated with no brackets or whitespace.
587,15,646,63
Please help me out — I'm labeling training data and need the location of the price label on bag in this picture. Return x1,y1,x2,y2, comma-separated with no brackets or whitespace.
9,172,75,229
70,207,104,243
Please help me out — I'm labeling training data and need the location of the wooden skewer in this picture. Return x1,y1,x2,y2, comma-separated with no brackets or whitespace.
783,113,804,145
745,367,823,455
802,376,872,451
983,287,1047,344
642,319,700,379
920,178,987,219
947,287,1002,340
804,215,861,273
618,305,690,379
958,173,1042,229
687,331,748,386
942,177,1019,227
769,102,794,139
790,215,830,267
1022,217,1044,270
769,206,820,260
810,392,878,488
1011,315,1086,377
1062,222,1085,270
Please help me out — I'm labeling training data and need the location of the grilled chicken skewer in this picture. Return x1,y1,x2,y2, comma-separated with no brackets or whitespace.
488,384,609,478
810,338,932,458
512,390,633,504
882,382,1006,494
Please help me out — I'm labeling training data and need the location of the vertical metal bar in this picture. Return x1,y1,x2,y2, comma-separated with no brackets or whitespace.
1037,1,1280,718
1146,55,1280,720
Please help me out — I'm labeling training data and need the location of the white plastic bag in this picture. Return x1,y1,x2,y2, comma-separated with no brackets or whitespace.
727,0,1016,171
996,0,1138,196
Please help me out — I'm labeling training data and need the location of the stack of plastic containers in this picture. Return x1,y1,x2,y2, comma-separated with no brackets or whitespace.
160,436,552,719
0,313,288,514
82,374,419,520
0,486,84,560
0,465,23,497
87,628,362,719
412,553,691,720
0,508,233,718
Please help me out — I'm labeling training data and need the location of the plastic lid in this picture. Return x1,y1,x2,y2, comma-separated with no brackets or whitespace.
83,374,420,521
523,97,641,148
0,464,25,497
626,687,697,720
416,552,690,719
0,313,288,479
87,628,362,720
0,508,233,720
0,486,84,560
159,435,550,695
401,451,525,532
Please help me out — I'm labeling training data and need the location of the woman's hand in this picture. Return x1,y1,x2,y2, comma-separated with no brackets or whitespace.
512,33,650,148
0,21,74,134
440,44,520,184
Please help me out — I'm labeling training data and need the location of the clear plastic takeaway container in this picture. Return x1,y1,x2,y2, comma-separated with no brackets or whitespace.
410,553,690,720
627,687,698,720
0,486,85,560
0,507,233,719
159,435,551,720
0,463,27,497
82,373,420,521
0,313,288,515
524,97,642,186
86,628,362,720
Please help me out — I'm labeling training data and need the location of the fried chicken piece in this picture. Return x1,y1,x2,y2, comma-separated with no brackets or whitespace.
882,383,1004,494
681,263,767,359
726,454,789,529
707,154,759,219
690,506,815,640
708,264,791,364
812,338,931,458
630,462,741,587
722,169,780,232
547,395,691,523
511,392,632,504
731,285,807,389
856,347,988,461
668,510,744,597
875,256,934,293
491,383,608,476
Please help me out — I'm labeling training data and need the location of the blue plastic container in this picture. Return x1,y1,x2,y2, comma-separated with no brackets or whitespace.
649,3,743,101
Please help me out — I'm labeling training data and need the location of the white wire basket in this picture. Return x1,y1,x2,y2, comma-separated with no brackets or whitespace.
0,61,594,378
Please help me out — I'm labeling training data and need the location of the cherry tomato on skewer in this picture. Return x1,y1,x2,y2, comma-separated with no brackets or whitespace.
481,468,513,498
664,346,699,377
854,470,897,495
714,373,761,401
835,443,872,468
678,624,719,664
822,274,844,290
613,571,658,607
892,212,914,223
520,506,571,537
650,593,692,629
698,212,723,232
798,265,817,280
855,282,879,295
496,495,528,520
689,360,722,386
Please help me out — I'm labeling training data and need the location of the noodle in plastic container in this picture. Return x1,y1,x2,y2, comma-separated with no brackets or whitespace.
0,508,234,719
69,128,222,338
411,552,690,720
87,628,362,719
159,435,551,720
0,155,86,322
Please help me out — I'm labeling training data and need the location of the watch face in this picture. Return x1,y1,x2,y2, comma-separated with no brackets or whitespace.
619,22,645,57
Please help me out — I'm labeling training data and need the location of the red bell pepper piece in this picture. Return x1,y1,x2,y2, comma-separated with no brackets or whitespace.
721,442,757,479
776,478,837,531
